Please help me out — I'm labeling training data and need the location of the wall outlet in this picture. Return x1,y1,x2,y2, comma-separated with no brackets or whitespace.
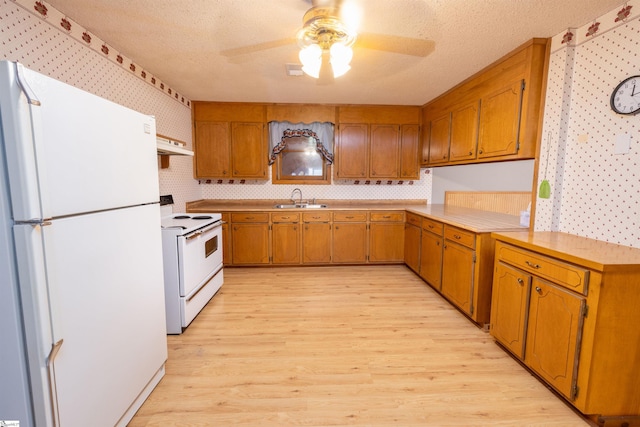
577,133,589,144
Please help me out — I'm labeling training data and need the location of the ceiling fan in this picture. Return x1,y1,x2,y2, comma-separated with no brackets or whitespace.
220,0,435,81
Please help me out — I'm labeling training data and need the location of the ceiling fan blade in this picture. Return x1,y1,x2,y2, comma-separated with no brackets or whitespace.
220,37,296,57
357,32,435,57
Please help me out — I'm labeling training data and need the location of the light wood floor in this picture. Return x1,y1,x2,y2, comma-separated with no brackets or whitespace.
129,265,591,426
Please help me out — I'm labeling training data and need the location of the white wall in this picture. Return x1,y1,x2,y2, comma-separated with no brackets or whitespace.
535,1,640,248
430,160,535,204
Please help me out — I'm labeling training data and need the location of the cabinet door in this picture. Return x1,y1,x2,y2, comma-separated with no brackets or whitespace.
231,223,270,265
490,262,531,359
336,123,368,178
333,222,367,263
230,122,266,179
404,223,421,273
477,80,524,159
221,220,232,266
449,101,480,162
370,124,400,178
428,112,451,164
400,124,420,179
272,223,300,264
441,241,474,315
302,222,332,263
419,231,443,290
369,223,405,263
525,277,585,400
194,121,230,178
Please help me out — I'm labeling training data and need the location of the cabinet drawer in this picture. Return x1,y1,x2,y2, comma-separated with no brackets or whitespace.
444,225,475,249
333,211,367,222
422,218,443,236
406,212,422,227
302,211,332,222
495,241,589,295
271,212,300,223
231,212,269,223
370,211,404,222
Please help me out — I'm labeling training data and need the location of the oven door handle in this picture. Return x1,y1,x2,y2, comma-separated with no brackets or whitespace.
184,221,223,240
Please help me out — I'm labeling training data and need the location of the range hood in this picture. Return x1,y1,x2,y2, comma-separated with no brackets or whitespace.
156,135,193,156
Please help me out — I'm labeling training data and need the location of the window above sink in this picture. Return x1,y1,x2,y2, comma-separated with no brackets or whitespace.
268,121,334,185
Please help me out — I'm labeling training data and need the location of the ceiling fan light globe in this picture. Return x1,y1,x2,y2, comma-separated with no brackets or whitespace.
330,61,351,78
330,43,353,64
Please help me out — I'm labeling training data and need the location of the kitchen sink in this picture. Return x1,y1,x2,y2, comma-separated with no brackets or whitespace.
274,203,328,209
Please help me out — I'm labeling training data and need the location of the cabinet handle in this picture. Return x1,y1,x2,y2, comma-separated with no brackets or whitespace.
453,234,462,239
468,151,473,155
335,226,340,230
345,216,354,219
428,225,434,229
535,286,542,294
442,155,446,159
436,241,440,246
293,226,297,231
478,149,483,154
526,261,541,269
517,278,524,285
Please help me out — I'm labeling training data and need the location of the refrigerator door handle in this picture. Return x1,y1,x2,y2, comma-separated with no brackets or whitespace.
16,62,41,106
47,339,64,427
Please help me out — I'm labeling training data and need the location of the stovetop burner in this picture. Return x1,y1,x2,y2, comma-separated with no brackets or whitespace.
160,212,222,235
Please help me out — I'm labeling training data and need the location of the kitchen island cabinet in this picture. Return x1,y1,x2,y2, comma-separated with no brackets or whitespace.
490,231,640,425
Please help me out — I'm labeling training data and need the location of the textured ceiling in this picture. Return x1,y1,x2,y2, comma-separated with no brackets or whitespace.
46,0,625,105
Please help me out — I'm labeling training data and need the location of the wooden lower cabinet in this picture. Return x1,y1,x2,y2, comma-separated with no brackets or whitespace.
403,213,422,273
333,211,368,264
369,211,405,263
419,219,443,290
221,213,232,266
271,213,301,264
441,239,475,315
302,212,332,264
230,213,270,265
491,233,640,423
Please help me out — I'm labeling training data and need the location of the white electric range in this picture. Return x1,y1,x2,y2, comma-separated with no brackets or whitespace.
160,197,224,334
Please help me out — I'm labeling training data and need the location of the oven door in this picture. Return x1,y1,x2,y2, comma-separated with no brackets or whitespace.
177,221,223,296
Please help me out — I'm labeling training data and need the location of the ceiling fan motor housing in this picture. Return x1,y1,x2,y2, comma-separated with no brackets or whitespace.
297,6,357,50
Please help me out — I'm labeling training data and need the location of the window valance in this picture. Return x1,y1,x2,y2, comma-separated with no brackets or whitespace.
268,121,334,165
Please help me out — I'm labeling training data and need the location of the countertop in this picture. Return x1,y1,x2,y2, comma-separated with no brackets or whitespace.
492,231,640,272
186,199,527,234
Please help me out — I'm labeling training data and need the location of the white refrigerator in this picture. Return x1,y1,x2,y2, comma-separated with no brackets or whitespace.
0,61,168,426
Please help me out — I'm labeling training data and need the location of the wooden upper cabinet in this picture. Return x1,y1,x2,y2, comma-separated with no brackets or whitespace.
194,121,230,177
477,80,524,159
369,124,400,178
449,100,480,162
420,38,549,167
192,102,267,180
230,122,266,178
400,124,420,179
428,112,451,164
336,123,368,179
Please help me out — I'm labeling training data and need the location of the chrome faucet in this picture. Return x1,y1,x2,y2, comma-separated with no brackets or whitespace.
290,188,303,205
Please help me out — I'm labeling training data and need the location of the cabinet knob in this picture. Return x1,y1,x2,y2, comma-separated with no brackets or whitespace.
478,149,483,154
517,278,524,285
453,234,461,239
525,261,541,269
535,286,542,294
468,151,473,156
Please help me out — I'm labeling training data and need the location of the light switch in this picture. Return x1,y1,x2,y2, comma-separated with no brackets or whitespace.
614,133,631,155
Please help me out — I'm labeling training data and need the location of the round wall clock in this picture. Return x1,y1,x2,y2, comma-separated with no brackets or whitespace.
610,75,640,115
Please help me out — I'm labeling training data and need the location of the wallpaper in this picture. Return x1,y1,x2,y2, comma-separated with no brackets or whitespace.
0,0,199,210
536,0,640,248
